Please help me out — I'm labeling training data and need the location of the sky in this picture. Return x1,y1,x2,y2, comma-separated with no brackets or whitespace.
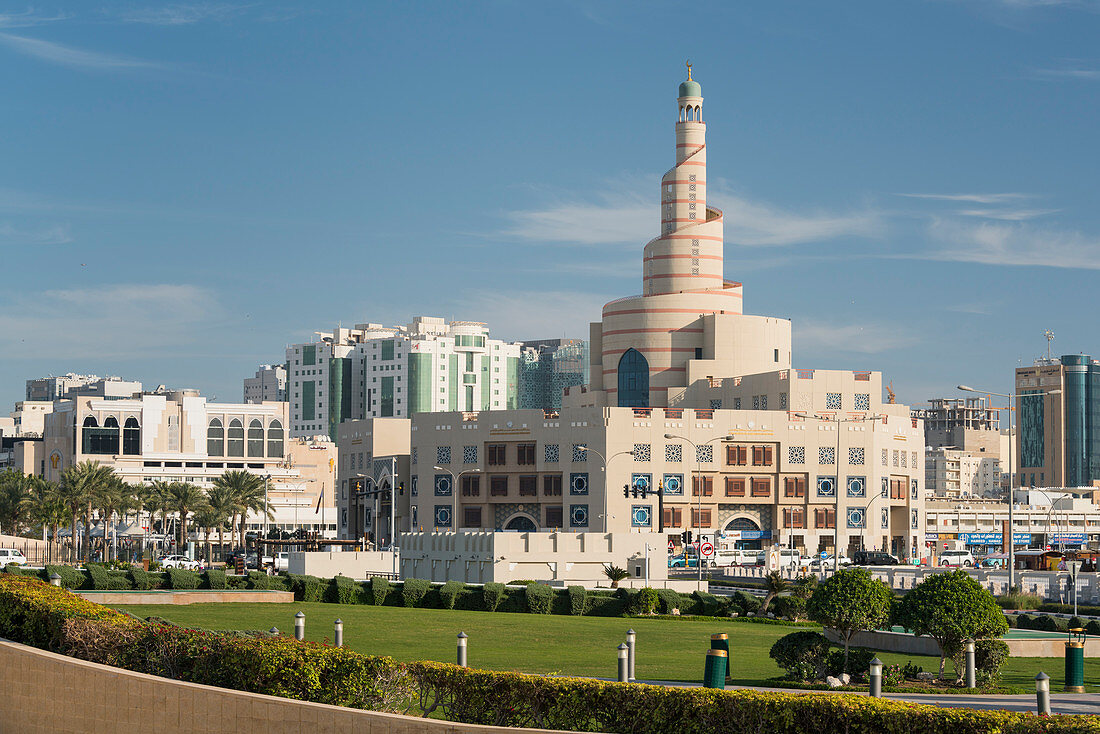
2,1,1100,411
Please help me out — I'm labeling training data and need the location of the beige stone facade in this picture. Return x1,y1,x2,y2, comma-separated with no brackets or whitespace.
335,417,411,545
23,393,336,537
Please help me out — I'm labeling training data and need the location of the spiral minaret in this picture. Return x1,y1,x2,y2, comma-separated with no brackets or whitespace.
583,66,792,409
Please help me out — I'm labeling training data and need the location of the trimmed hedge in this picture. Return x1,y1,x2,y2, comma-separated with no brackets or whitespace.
567,586,586,615
369,577,390,606
328,575,366,605
525,583,553,614
402,578,430,607
203,569,227,590
482,582,505,612
44,565,90,590
1,575,1096,733
289,574,326,603
439,580,463,610
167,568,200,590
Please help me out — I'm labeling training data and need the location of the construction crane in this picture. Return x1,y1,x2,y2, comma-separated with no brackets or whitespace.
886,382,896,404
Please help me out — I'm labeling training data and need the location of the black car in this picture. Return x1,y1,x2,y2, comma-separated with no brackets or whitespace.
852,550,899,566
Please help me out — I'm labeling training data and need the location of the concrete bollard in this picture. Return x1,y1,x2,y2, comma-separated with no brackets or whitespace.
457,632,468,667
1036,672,1051,716
269,626,279,636
294,611,305,641
869,657,883,698
49,572,62,587
965,640,976,689
334,618,343,648
617,643,629,682
626,629,636,682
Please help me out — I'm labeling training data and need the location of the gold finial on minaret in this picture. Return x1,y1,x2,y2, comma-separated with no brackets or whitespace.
686,60,692,80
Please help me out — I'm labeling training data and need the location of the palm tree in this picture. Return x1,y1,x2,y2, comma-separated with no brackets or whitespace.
24,481,65,563
192,505,220,564
57,462,114,562
760,570,790,614
148,480,175,550
211,470,267,549
603,564,630,589
97,477,139,561
205,484,236,561
0,469,38,536
165,482,207,551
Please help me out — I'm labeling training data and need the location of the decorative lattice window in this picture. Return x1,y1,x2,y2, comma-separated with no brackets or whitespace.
788,446,805,465
545,444,559,463
752,396,760,410
697,445,713,463
817,476,836,497
569,504,589,527
846,507,865,529
710,399,722,410
780,393,788,410
912,509,919,529
847,476,866,497
849,447,865,466
662,474,684,494
569,473,589,495
826,393,842,410
760,395,768,410
665,444,682,462
854,393,870,411
893,450,899,467
633,443,651,462
881,508,889,528
901,451,907,468
436,446,451,465
733,398,742,410
463,446,477,464
412,447,417,465
912,451,918,469
819,447,836,465
572,444,587,462
881,449,888,467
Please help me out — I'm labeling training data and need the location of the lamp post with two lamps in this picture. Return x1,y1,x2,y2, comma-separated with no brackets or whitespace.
957,384,1061,589
573,447,633,533
791,412,888,573
433,466,483,531
664,432,732,586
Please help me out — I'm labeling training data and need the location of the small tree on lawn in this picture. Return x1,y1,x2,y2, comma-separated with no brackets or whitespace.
805,567,893,670
760,571,790,614
895,570,1009,680
603,564,630,589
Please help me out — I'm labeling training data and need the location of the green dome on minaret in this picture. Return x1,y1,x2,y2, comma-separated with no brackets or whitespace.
678,61,701,97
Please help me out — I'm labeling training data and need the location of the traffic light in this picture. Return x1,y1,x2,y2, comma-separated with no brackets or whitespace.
631,487,639,498
398,482,405,496
623,485,630,498
680,531,688,545
686,530,693,545
640,487,648,499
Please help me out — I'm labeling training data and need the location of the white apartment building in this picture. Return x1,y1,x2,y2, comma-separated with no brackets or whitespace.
925,447,1002,499
286,316,521,440
243,364,287,404
26,374,142,402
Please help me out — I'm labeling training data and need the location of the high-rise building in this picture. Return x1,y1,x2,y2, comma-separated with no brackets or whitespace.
518,339,589,413
915,397,1004,498
244,364,287,404
26,374,142,402
1016,354,1100,488
286,316,521,439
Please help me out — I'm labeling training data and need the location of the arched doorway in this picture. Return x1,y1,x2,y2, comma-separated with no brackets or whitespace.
617,348,649,407
724,516,762,550
503,514,537,532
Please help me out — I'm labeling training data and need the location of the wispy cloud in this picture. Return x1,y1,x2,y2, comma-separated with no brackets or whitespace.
1030,65,1100,81
0,32,164,71
0,10,69,28
956,208,1059,221
504,178,881,247
0,222,72,245
0,284,221,358
922,218,1100,269
116,3,255,26
796,320,920,355
896,192,1033,204
460,290,607,340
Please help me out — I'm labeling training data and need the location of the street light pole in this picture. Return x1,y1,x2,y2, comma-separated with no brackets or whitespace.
959,385,1061,591
574,447,632,533
263,474,271,547
433,465,482,531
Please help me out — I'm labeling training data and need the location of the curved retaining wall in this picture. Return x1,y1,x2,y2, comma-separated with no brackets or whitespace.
0,638,567,734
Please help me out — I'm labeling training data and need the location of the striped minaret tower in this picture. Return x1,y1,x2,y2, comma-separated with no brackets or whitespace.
643,61,726,296
586,64,789,410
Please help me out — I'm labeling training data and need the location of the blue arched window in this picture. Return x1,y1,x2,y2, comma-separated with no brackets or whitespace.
617,348,649,408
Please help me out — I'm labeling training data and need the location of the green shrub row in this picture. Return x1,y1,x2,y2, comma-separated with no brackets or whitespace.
1010,613,1100,636
0,574,1092,734
4,564,290,593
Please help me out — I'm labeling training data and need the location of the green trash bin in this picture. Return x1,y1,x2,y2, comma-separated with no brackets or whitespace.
704,648,727,689
710,633,730,679
1065,628,1086,693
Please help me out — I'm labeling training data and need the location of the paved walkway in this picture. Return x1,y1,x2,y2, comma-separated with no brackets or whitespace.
635,679,1100,715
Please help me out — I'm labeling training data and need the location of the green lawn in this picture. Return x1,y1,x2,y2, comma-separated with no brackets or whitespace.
112,602,1096,691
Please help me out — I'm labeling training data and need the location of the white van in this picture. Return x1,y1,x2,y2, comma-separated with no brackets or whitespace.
0,549,28,566
715,548,759,567
756,548,801,567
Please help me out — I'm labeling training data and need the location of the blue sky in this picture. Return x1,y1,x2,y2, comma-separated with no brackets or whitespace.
2,1,1099,410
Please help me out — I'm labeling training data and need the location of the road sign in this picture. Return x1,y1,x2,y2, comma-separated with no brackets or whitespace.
1069,560,1083,580
667,539,675,553
700,541,715,558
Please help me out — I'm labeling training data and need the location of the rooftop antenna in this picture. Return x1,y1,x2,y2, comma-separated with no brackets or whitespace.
1044,330,1055,362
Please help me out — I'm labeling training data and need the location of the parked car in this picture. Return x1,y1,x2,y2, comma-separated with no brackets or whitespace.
158,554,199,570
714,548,758,567
668,552,701,569
225,552,259,570
274,552,289,571
939,549,976,567
0,548,28,566
809,554,852,572
852,550,899,566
